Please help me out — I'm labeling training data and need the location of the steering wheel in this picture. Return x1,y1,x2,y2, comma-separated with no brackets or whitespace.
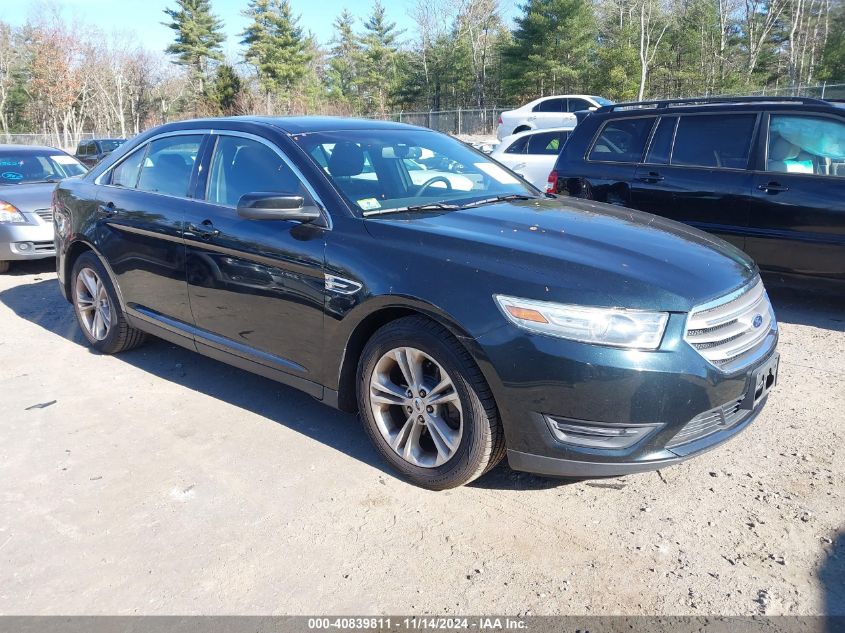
416,176,453,196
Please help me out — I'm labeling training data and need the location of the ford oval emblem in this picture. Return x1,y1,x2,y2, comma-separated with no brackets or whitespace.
752,314,763,328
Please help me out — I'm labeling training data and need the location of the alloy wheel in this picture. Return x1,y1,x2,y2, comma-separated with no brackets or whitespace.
75,267,112,341
369,346,463,468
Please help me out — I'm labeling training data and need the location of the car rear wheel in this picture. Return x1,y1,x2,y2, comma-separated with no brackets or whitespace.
71,252,146,354
357,316,505,490
0,261,9,274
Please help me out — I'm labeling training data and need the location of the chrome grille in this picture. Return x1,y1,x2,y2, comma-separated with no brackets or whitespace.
35,208,53,222
666,397,746,448
684,278,776,372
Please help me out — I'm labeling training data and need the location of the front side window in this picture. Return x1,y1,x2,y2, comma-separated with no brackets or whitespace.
533,98,564,113
207,136,306,206
111,146,147,188
136,135,203,197
0,151,86,185
567,98,592,112
588,117,655,163
296,129,536,214
526,131,569,155
766,114,845,177
504,136,529,154
672,114,756,169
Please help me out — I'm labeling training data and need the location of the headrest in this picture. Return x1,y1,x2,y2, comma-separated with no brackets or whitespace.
769,136,800,161
327,142,365,177
156,153,187,170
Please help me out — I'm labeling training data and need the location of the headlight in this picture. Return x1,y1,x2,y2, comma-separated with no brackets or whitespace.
0,201,26,224
494,294,669,349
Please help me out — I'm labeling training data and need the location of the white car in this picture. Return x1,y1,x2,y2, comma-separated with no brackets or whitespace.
496,95,613,140
491,127,575,189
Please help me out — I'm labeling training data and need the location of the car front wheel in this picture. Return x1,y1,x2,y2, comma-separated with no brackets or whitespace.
357,316,505,489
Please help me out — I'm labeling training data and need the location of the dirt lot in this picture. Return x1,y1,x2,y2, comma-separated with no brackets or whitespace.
0,259,842,616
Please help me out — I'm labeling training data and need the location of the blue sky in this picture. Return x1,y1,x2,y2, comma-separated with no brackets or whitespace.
4,0,518,57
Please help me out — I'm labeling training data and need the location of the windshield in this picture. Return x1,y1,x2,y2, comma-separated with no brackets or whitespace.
0,151,87,185
294,129,537,214
100,140,124,153
592,97,615,106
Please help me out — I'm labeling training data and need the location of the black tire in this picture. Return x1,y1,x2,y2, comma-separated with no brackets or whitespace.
357,315,506,490
70,251,146,354
0,260,9,273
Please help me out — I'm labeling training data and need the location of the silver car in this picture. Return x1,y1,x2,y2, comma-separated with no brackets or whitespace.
0,145,87,273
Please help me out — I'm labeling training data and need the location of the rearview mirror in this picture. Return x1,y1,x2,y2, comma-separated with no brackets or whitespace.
236,192,321,223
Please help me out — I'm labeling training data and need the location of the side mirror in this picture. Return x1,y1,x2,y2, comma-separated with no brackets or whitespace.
236,192,321,223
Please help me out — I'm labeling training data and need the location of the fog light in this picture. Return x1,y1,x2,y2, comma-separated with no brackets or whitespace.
16,241,33,251
545,415,659,449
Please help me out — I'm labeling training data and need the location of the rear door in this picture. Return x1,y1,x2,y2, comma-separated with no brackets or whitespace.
97,133,205,327
516,130,570,188
747,111,845,281
183,132,328,385
531,98,573,130
632,112,757,251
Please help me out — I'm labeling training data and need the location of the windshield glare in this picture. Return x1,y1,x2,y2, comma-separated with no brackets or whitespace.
0,151,87,185
295,129,537,214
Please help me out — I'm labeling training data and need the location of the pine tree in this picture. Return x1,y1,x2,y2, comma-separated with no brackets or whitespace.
502,0,597,100
356,1,403,114
162,0,225,98
326,9,361,111
208,64,243,114
241,0,312,113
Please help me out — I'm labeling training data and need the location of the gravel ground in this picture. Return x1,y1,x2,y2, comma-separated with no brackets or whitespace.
0,259,842,615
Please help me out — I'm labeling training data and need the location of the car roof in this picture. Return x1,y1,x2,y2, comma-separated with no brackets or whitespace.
592,96,843,118
0,144,65,153
500,126,577,143
158,115,424,135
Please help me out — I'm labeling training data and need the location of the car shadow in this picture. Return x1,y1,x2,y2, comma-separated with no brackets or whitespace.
821,529,845,620
0,275,571,490
765,284,845,332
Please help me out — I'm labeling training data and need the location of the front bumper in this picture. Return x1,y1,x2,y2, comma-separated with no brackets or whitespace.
475,313,778,478
0,214,56,261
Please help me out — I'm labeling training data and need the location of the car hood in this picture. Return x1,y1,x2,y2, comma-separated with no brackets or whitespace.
0,182,57,213
364,197,758,313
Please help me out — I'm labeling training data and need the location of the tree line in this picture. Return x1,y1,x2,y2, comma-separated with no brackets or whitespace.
1,0,843,141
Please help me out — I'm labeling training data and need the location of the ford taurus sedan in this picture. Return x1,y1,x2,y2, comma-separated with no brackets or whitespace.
0,145,87,273
53,116,779,489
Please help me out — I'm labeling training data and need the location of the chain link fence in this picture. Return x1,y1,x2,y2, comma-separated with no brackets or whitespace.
0,131,102,153
371,108,514,136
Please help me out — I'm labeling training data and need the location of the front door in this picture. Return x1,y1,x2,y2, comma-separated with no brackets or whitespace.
184,133,328,382
747,112,845,281
97,133,205,326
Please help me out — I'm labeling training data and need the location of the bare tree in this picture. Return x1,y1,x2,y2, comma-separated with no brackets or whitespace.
636,0,670,100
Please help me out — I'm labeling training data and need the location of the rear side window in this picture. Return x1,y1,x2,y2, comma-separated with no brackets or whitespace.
111,147,147,188
136,135,203,197
645,117,677,165
206,136,306,207
527,131,569,155
766,114,845,177
672,114,756,169
504,136,529,154
588,117,655,163
533,98,564,113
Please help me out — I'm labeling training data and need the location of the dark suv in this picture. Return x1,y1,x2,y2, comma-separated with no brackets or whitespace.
74,138,126,167
549,96,845,287
54,116,778,489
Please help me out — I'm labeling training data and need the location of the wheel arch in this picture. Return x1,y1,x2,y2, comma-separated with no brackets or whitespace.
63,239,126,311
332,301,497,414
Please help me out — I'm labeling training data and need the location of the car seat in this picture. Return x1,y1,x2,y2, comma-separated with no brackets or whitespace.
767,135,801,173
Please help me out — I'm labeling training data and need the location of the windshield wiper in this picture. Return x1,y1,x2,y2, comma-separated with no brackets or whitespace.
458,194,540,209
363,201,461,217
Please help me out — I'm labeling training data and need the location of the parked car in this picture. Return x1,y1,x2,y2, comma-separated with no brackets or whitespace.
549,96,845,287
0,145,87,273
54,116,778,490
496,95,613,140
491,126,575,188
74,138,126,167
